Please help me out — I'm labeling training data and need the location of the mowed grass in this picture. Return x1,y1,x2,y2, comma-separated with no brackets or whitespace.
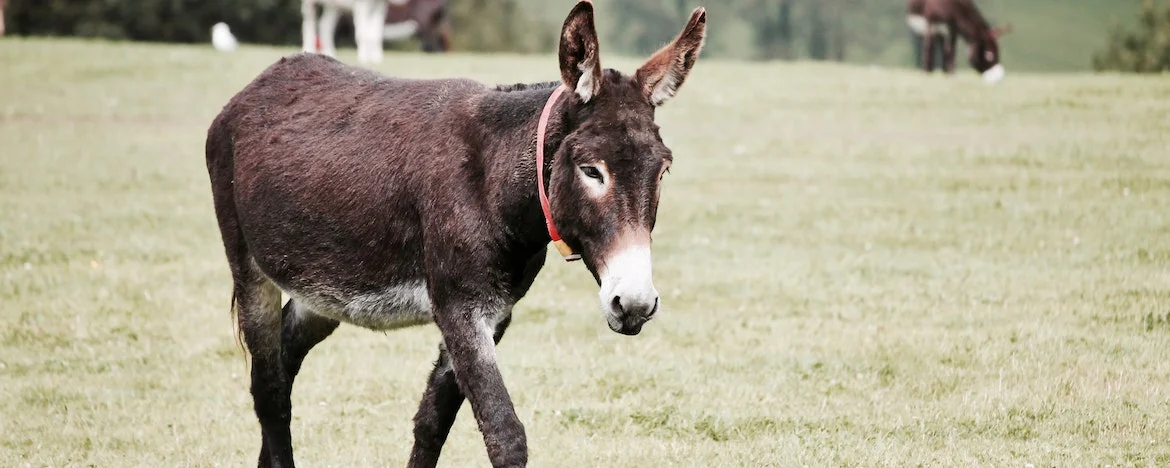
2,37,1170,467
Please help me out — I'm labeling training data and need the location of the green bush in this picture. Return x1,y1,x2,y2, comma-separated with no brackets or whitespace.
5,0,303,44
1093,0,1170,72
446,0,552,53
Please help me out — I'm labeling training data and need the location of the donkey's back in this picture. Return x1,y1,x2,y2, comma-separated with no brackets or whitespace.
217,53,484,165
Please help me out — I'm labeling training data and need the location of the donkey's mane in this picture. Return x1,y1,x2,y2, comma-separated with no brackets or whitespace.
493,81,560,92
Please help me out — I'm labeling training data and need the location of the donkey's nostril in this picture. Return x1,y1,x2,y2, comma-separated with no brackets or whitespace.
611,295,624,314
646,297,660,319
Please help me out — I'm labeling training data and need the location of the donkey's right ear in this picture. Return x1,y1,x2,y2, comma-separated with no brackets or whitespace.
558,0,603,103
635,7,706,106
991,23,1014,38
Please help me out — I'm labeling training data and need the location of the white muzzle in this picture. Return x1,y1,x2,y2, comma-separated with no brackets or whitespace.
982,64,1005,84
597,245,660,335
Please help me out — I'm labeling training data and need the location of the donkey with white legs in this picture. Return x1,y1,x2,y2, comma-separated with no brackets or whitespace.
303,0,400,64
206,1,707,466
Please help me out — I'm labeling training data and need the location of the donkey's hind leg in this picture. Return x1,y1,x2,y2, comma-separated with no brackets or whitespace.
233,266,307,468
921,27,936,72
246,294,341,467
352,0,386,64
406,314,513,468
235,273,293,468
943,27,958,74
279,299,340,388
318,4,341,57
301,0,319,53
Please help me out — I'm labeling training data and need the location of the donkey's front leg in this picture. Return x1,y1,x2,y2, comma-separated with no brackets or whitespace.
407,315,512,468
922,27,936,72
431,299,526,467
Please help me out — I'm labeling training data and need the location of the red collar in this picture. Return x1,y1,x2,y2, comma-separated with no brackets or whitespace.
536,85,581,261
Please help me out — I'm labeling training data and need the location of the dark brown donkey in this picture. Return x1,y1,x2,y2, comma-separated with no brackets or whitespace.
906,0,1012,83
204,1,706,466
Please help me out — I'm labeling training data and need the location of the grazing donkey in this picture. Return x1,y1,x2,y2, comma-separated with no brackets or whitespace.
205,1,707,466
304,0,449,63
302,0,397,64
906,0,1012,83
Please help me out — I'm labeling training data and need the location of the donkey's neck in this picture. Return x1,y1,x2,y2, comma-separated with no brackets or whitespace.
952,2,992,42
471,82,571,254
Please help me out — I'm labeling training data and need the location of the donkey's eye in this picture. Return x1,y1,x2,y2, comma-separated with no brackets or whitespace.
580,166,604,181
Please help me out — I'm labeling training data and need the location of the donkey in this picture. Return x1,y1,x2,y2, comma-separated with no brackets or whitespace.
302,0,397,64
906,0,1012,83
205,1,707,466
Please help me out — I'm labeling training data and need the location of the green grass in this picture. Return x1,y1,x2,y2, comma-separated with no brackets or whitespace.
2,37,1170,466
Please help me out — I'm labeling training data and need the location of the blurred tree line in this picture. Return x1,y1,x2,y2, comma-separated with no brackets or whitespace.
1093,0,1170,72
607,0,905,62
6,0,304,45
5,0,1153,73
2,0,917,62
3,0,551,53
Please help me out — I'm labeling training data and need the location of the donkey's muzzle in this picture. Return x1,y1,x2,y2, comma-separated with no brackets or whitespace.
597,243,659,336
982,64,1005,84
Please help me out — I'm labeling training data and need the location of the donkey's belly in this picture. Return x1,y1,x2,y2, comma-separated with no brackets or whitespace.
286,280,433,331
906,15,950,37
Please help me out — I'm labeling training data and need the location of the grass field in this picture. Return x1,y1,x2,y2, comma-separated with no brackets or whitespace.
2,38,1170,467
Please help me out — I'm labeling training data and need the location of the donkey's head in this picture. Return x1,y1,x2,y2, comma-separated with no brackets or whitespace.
546,1,705,335
971,24,1011,84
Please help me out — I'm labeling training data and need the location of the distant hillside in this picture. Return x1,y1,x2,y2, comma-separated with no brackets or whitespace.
521,0,1141,72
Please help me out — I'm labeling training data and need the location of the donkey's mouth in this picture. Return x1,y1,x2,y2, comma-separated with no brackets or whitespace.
606,312,647,336
982,64,1005,84
597,243,658,336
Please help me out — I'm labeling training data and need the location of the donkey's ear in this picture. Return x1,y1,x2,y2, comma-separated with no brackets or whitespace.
635,7,707,106
559,1,603,103
992,23,1014,38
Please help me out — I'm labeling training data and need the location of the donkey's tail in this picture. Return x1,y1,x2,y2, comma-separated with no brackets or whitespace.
205,110,251,368
230,291,248,364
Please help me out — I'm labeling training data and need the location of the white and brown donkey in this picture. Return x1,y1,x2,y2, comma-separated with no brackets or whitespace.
303,0,393,64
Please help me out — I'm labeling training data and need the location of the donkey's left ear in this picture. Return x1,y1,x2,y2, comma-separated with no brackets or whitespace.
635,7,707,107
